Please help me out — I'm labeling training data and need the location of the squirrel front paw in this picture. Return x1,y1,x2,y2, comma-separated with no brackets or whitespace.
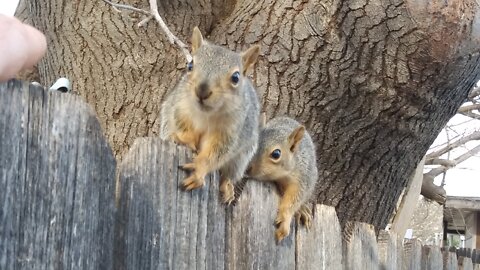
295,205,312,230
219,178,235,205
275,211,292,243
182,174,205,191
275,221,291,243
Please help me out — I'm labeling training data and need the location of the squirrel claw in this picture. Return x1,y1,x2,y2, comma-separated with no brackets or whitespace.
274,211,292,242
179,163,196,171
295,206,313,230
182,175,205,190
275,226,289,243
220,179,235,205
221,191,235,205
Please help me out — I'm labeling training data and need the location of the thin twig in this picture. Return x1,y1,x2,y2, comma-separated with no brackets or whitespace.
102,0,150,15
148,0,192,62
102,0,192,62
459,111,480,120
137,15,153,27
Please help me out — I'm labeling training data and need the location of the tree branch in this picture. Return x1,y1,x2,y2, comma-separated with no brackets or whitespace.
459,111,480,120
427,130,480,159
424,158,457,167
102,0,150,15
425,144,480,177
458,104,480,113
468,87,480,99
102,0,192,62
421,174,446,204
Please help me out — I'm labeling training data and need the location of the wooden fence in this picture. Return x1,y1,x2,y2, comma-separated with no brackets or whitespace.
1,80,479,269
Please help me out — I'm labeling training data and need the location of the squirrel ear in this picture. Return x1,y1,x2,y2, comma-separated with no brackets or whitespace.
241,45,260,75
259,112,267,128
191,26,203,54
287,126,305,152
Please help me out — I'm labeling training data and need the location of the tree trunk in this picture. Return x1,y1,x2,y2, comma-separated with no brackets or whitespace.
16,0,480,229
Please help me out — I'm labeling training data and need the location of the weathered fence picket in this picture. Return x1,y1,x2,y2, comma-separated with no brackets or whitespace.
1,80,479,270
443,249,459,270
296,204,343,270
343,222,379,270
0,80,116,269
403,232,422,269
459,256,474,270
115,138,226,270
378,230,404,270
421,245,443,270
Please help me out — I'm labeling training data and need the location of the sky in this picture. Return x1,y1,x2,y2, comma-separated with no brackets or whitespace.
1,1,478,198
0,1,18,16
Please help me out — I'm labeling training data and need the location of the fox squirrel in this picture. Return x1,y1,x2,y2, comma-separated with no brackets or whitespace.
160,27,261,204
247,116,318,242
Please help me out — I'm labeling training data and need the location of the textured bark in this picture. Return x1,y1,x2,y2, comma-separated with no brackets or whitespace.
16,0,480,228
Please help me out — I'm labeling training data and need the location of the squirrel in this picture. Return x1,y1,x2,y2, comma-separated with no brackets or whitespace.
159,27,261,204
246,116,318,242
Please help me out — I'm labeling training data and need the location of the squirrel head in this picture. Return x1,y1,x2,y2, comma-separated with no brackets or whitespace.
185,27,260,113
247,124,305,181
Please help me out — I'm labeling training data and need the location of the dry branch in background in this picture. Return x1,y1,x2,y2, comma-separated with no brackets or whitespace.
423,129,480,203
101,0,192,62
422,85,480,203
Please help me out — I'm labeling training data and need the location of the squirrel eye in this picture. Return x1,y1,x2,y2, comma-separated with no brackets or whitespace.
187,61,193,71
270,149,281,160
231,71,240,84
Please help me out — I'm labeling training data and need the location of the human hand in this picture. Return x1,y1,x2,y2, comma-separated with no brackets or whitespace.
0,15,47,82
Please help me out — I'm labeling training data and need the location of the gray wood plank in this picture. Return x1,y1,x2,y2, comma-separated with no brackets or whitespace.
227,179,295,270
404,239,422,270
378,230,403,270
343,222,379,270
296,204,343,270
0,79,116,270
115,138,226,270
458,257,474,270
421,245,443,270
442,250,458,270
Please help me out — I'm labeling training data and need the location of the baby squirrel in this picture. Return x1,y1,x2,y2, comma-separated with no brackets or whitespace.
160,27,261,204
247,116,318,242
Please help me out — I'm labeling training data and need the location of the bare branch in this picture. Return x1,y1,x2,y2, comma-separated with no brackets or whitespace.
102,0,150,15
458,104,480,113
459,111,480,120
424,158,457,167
102,0,192,62
148,0,192,62
468,87,480,99
425,144,480,177
427,130,480,159
137,15,153,27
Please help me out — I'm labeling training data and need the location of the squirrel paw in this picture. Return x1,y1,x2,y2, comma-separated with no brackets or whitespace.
179,163,196,171
172,134,198,152
274,212,292,243
275,222,291,243
182,174,205,191
295,206,312,231
219,179,235,205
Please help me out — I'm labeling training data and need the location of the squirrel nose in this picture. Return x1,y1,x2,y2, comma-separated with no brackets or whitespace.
196,82,212,101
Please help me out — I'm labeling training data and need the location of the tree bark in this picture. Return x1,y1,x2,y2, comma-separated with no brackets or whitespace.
16,0,480,229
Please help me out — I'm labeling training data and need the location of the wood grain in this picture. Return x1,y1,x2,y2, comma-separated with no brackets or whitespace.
0,80,116,269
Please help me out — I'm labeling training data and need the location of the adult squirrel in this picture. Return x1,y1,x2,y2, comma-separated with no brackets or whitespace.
247,116,318,242
160,27,261,204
